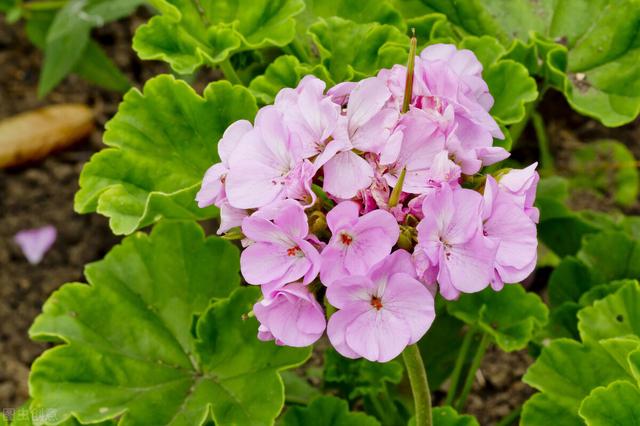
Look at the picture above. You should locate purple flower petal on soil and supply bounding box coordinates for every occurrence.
[14,225,57,265]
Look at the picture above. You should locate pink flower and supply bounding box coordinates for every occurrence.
[498,163,540,223]
[240,201,321,289]
[416,185,497,300]
[196,119,253,208]
[217,199,248,235]
[14,225,57,265]
[326,250,435,362]
[275,76,346,169]
[482,176,537,290]
[320,201,400,286]
[226,106,312,209]
[254,282,326,347]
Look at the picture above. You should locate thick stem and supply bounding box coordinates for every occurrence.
[444,327,477,406]
[220,58,243,86]
[455,333,491,411]
[531,111,554,175]
[403,344,432,426]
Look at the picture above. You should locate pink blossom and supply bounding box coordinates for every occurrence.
[483,176,537,290]
[217,199,248,235]
[320,201,399,286]
[14,225,57,265]
[498,163,540,223]
[275,76,346,169]
[196,119,252,208]
[254,282,326,347]
[416,185,497,300]
[225,106,311,209]
[326,250,435,362]
[322,150,374,199]
[240,201,321,289]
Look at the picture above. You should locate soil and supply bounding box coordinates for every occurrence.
[0,10,638,426]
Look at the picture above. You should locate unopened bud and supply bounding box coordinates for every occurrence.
[309,210,328,237]
[397,225,417,251]
[221,227,245,240]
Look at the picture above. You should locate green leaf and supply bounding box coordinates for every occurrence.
[298,0,405,30]
[431,406,479,426]
[578,281,640,343]
[568,139,639,207]
[579,381,640,425]
[577,232,640,285]
[308,17,409,83]
[521,392,583,426]
[447,284,548,351]
[281,396,380,426]
[39,0,144,97]
[7,400,116,426]
[248,55,332,104]
[75,75,258,235]
[24,9,131,94]
[578,280,631,306]
[428,0,640,126]
[323,348,403,399]
[29,222,309,425]
[133,0,305,74]
[548,256,594,307]
[281,371,322,406]
[522,339,630,424]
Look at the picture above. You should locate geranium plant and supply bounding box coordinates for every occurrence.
[11,1,640,426]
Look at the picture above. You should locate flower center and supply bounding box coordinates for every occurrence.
[371,296,383,310]
[287,246,302,257]
[340,232,353,246]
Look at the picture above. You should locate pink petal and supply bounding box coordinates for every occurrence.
[14,225,57,265]
[326,275,376,309]
[218,120,253,164]
[323,151,374,199]
[327,307,366,359]
[347,77,391,129]
[196,163,227,208]
[345,308,411,362]
[240,242,301,285]
[326,201,359,234]
[272,200,309,239]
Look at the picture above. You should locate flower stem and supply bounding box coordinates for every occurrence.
[531,111,554,175]
[401,31,417,114]
[388,167,406,208]
[402,344,432,426]
[454,332,491,411]
[444,327,477,406]
[220,58,243,86]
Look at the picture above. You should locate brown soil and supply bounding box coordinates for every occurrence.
[0,10,638,426]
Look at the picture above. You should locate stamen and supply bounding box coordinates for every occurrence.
[371,296,383,310]
[287,246,302,257]
[340,232,353,246]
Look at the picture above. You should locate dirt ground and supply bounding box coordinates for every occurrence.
[0,12,638,426]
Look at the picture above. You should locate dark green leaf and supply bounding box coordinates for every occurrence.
[577,232,640,285]
[447,284,548,351]
[281,371,322,406]
[431,406,479,426]
[281,396,380,426]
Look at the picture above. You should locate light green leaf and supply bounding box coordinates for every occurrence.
[308,17,409,83]
[630,349,640,385]
[568,139,639,207]
[447,284,548,351]
[8,400,115,426]
[578,280,631,307]
[298,0,405,30]
[599,337,640,376]
[577,232,640,285]
[75,75,258,235]
[522,339,630,422]
[578,281,640,343]
[521,392,583,426]
[428,0,640,126]
[431,406,479,426]
[29,222,309,425]
[280,396,380,426]
[133,0,305,74]
[323,348,403,399]
[579,381,640,425]
[248,55,332,104]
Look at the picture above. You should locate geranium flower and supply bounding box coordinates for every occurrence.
[320,201,399,286]
[326,250,435,362]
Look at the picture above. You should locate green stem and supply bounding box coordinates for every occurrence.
[444,327,477,406]
[531,110,554,175]
[220,58,243,86]
[22,0,67,10]
[401,34,417,114]
[495,405,522,426]
[403,344,432,426]
[388,168,406,208]
[455,333,491,411]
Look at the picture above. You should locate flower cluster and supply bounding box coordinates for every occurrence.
[197,43,539,362]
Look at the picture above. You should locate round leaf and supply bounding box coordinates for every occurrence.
[28,222,309,425]
[75,75,258,235]
[281,396,380,426]
[579,381,640,425]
